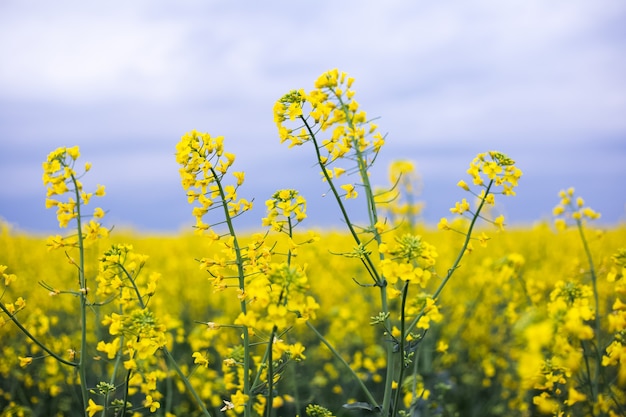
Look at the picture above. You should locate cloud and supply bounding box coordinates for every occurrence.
[1,0,625,232]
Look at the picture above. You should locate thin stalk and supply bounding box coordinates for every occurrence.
[300,116,382,286]
[405,180,494,337]
[333,90,396,417]
[162,347,212,417]
[392,282,410,416]
[120,367,132,417]
[266,326,276,417]
[70,173,90,416]
[380,283,394,417]
[575,218,600,401]
[306,321,379,409]
[210,167,251,417]
[0,302,77,367]
[301,95,396,414]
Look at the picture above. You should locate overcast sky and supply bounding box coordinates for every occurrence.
[1,0,625,234]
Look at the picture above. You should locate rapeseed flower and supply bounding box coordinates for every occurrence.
[440,151,521,237]
[42,146,107,232]
[85,398,105,417]
[553,187,601,231]
[176,130,253,235]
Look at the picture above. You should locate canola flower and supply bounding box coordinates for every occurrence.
[4,70,626,417]
[274,69,525,417]
[375,160,424,229]
[175,130,252,237]
[438,151,522,238]
[2,223,626,416]
[176,129,322,416]
[42,146,108,246]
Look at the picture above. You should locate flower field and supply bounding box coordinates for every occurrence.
[1,69,625,417]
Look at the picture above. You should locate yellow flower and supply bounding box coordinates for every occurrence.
[565,387,587,405]
[192,351,209,367]
[144,395,161,412]
[457,180,469,191]
[288,342,307,361]
[450,199,470,215]
[232,171,245,186]
[85,399,105,417]
[18,356,33,368]
[93,207,105,219]
[230,390,249,413]
[341,184,358,199]
[66,146,80,160]
[437,217,450,230]
[494,215,505,231]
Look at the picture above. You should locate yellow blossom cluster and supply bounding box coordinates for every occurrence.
[92,243,168,414]
[176,130,321,413]
[262,189,307,232]
[219,194,319,412]
[175,130,253,235]
[274,69,385,200]
[1,264,17,287]
[603,249,626,387]
[375,160,424,228]
[95,244,155,301]
[518,280,594,413]
[438,151,522,242]
[553,187,601,231]
[0,265,26,322]
[378,234,438,291]
[42,146,108,247]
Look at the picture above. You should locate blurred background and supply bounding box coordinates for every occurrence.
[1,0,625,234]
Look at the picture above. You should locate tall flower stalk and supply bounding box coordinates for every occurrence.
[274,69,522,416]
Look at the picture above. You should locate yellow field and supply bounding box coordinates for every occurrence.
[2,69,625,417]
[2,222,625,416]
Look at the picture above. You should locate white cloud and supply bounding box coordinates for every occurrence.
[1,0,625,230]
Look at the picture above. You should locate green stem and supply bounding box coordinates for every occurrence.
[333,90,397,417]
[120,368,132,417]
[300,116,382,286]
[118,262,146,309]
[162,347,212,417]
[0,302,77,366]
[333,89,379,229]
[301,94,395,414]
[306,321,379,409]
[70,173,90,416]
[575,218,600,401]
[392,282,410,417]
[210,167,252,417]
[405,180,494,337]
[266,326,276,417]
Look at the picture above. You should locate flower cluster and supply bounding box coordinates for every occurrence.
[375,160,424,228]
[95,244,157,302]
[262,189,307,233]
[222,191,319,412]
[42,146,108,247]
[0,265,25,325]
[1,264,17,288]
[603,249,626,388]
[378,234,438,292]
[274,68,385,200]
[438,151,522,240]
[93,243,168,415]
[175,130,253,236]
[553,187,601,231]
[519,279,597,414]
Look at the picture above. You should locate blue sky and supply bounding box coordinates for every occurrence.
[1,0,625,234]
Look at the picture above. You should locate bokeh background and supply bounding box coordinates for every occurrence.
[1,0,625,233]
